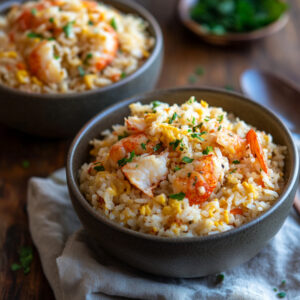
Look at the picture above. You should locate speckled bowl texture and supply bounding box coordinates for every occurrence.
[67,87,299,278]
[0,0,163,138]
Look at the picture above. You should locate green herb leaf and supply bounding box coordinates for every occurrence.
[94,165,105,171]
[141,143,146,150]
[22,160,30,169]
[217,115,224,123]
[88,20,94,26]
[277,292,286,298]
[84,53,93,65]
[27,32,43,39]
[195,66,204,76]
[169,139,182,151]
[31,8,37,16]
[188,172,191,177]
[49,17,54,23]
[230,168,237,174]
[215,273,225,284]
[110,18,117,30]
[281,280,286,286]
[63,21,75,38]
[47,37,55,41]
[54,54,60,60]
[153,143,162,152]
[11,263,22,271]
[182,156,194,163]
[168,112,178,124]
[204,116,211,122]
[118,132,129,140]
[273,288,278,292]
[120,72,126,79]
[202,146,213,155]
[118,151,135,167]
[218,125,222,131]
[174,166,181,172]
[151,100,162,109]
[78,66,85,77]
[233,160,240,164]
[187,96,196,104]
[169,192,185,200]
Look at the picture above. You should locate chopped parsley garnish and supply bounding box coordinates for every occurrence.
[22,160,30,169]
[110,18,117,30]
[218,125,222,131]
[141,143,146,150]
[277,292,286,298]
[151,100,161,109]
[169,139,182,150]
[230,168,237,174]
[273,288,278,292]
[233,160,240,164]
[153,143,162,152]
[204,116,211,122]
[118,151,135,167]
[27,32,43,39]
[192,117,196,125]
[193,122,203,132]
[49,17,54,23]
[281,280,286,286]
[168,112,178,124]
[94,165,105,171]
[202,146,213,155]
[195,66,204,76]
[191,131,206,141]
[217,115,224,123]
[47,37,55,41]
[31,8,37,16]
[84,53,93,65]
[174,166,181,172]
[169,192,185,200]
[54,54,60,60]
[78,66,85,77]
[118,131,129,140]
[120,72,126,79]
[88,20,94,26]
[11,246,33,275]
[188,172,191,177]
[187,96,196,104]
[215,273,225,284]
[63,21,75,38]
[182,156,194,163]
[188,74,197,84]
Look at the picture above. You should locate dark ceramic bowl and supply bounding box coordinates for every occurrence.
[67,87,299,278]
[0,0,163,138]
[178,0,289,46]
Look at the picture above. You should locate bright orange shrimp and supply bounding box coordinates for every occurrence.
[28,41,66,84]
[230,208,243,215]
[173,154,221,205]
[125,116,147,134]
[246,129,268,174]
[109,133,156,167]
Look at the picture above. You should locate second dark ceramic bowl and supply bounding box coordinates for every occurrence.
[67,87,299,278]
[0,0,163,138]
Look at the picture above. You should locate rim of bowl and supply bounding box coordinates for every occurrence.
[0,0,163,99]
[67,87,299,243]
[178,0,289,42]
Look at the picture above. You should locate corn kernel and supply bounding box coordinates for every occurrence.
[162,206,172,216]
[145,204,151,216]
[155,194,166,205]
[0,51,17,58]
[224,210,229,224]
[31,76,43,86]
[16,70,29,84]
[201,100,208,108]
[143,50,150,58]
[170,199,182,214]
[139,205,146,215]
[84,74,96,89]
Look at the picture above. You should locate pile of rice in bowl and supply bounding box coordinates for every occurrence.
[79,97,286,237]
[0,0,154,93]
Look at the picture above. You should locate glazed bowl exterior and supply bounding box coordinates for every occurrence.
[0,0,163,138]
[67,87,299,278]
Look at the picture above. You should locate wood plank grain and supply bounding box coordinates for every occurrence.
[0,0,299,299]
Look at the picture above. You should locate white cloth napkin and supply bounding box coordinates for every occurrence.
[27,169,300,300]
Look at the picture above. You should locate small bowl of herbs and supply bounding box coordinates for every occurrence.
[178,0,289,45]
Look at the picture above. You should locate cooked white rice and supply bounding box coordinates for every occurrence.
[0,0,154,93]
[79,97,286,237]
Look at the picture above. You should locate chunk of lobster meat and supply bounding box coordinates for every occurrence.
[246,129,268,174]
[125,116,147,133]
[109,133,156,167]
[122,152,169,197]
[173,154,226,205]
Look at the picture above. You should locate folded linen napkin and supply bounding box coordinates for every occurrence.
[27,169,300,300]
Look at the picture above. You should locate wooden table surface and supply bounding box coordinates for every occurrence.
[1,1,300,299]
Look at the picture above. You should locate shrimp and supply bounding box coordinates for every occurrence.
[109,133,156,167]
[125,116,147,133]
[173,154,226,205]
[122,152,169,197]
[215,131,247,160]
[28,41,66,84]
[88,23,118,72]
[246,129,268,174]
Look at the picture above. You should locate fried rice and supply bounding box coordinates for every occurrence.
[0,0,154,93]
[79,97,286,237]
